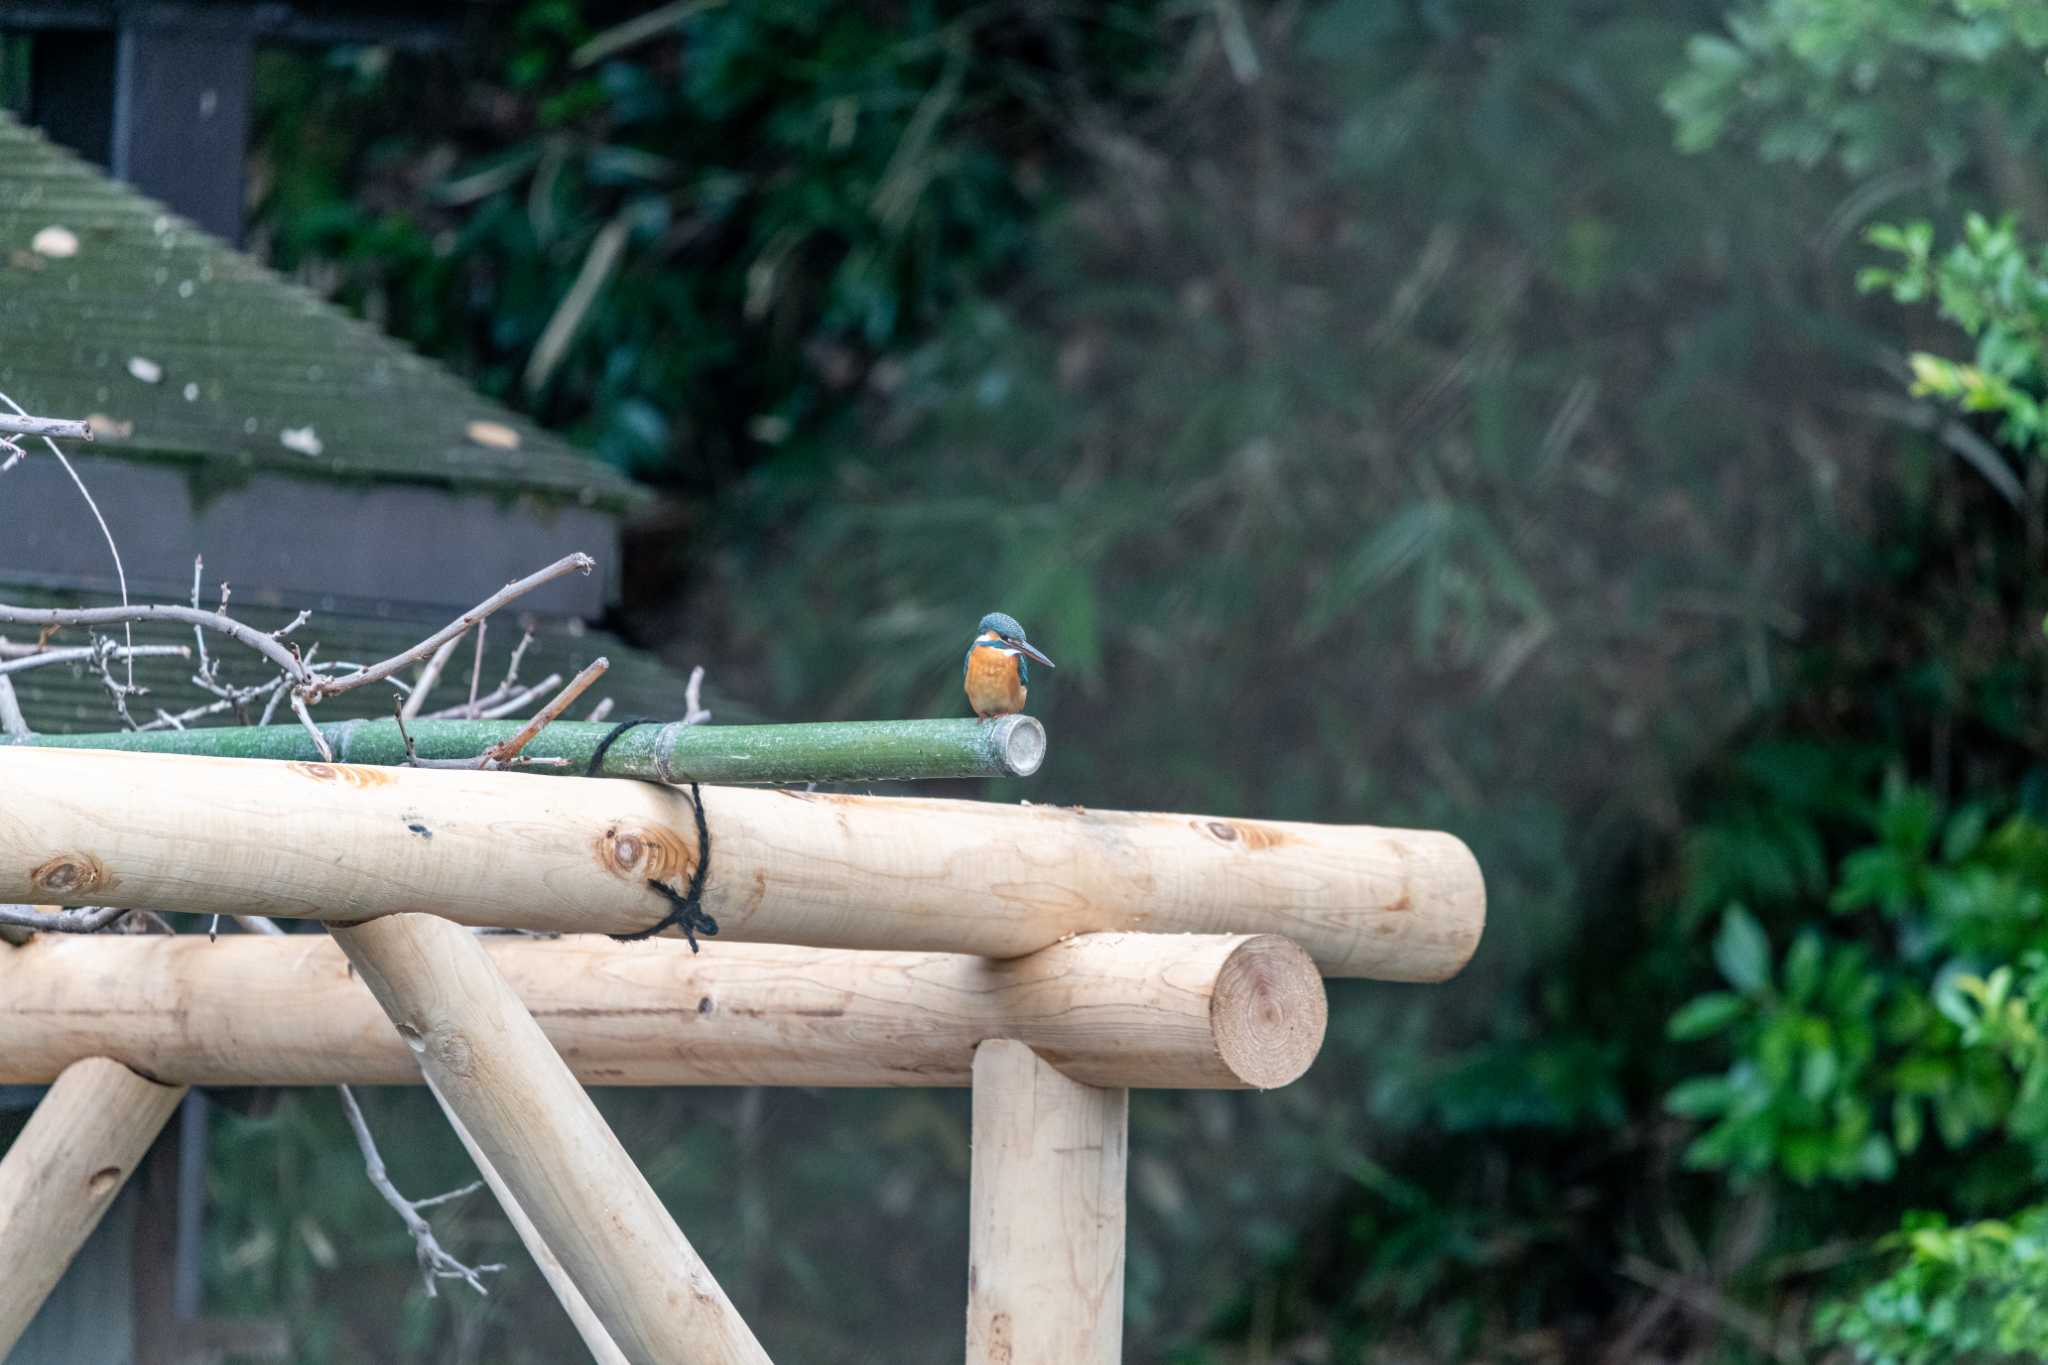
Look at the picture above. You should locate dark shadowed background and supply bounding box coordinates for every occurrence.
[8,1,2048,1361]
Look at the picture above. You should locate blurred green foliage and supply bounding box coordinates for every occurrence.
[1864,214,2048,460]
[252,0,1168,484]
[207,0,2048,1360]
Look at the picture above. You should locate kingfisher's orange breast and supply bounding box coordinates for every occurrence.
[965,645,1027,718]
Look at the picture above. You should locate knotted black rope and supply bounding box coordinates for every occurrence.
[594,718,718,951]
[585,716,657,777]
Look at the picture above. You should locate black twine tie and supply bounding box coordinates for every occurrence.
[593,718,719,952]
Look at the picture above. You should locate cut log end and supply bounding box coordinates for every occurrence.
[989,714,1046,777]
[1209,934,1327,1089]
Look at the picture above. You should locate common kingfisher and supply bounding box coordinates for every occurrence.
[963,611,1055,719]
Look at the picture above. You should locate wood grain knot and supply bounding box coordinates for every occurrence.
[31,851,115,897]
[285,761,391,789]
[1199,818,1294,851]
[593,823,696,883]
[86,1166,123,1198]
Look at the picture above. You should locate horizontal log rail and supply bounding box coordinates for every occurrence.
[0,932,1327,1090]
[0,747,1483,980]
[21,715,1048,784]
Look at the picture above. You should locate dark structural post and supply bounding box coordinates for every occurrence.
[0,2,482,245]
[23,12,251,242]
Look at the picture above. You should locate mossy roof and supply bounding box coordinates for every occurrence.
[0,112,644,513]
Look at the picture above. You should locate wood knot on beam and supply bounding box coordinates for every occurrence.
[592,823,695,883]
[30,853,115,897]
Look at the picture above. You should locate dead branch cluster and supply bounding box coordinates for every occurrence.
[0,396,717,1300]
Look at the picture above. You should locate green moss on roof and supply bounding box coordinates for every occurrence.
[0,113,646,513]
[1,581,688,735]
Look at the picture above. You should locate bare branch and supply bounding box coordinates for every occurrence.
[289,691,335,761]
[465,618,487,718]
[0,604,312,682]
[0,413,93,442]
[399,634,465,724]
[336,1085,503,1298]
[586,696,615,724]
[305,553,594,701]
[483,658,608,765]
[0,904,130,933]
[0,643,190,677]
[1,390,134,694]
[682,664,711,726]
[421,671,561,722]
[502,628,535,690]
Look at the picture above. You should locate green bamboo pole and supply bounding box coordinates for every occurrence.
[17,715,1046,784]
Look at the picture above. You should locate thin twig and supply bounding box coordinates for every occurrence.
[465,618,487,718]
[336,1085,503,1298]
[502,629,535,690]
[303,553,593,701]
[421,672,562,722]
[0,390,134,695]
[1616,1256,1795,1365]
[289,690,335,761]
[0,604,312,682]
[189,557,214,685]
[400,634,465,725]
[483,658,608,765]
[0,904,130,933]
[0,643,190,676]
[0,412,92,442]
[586,696,615,724]
[682,664,711,725]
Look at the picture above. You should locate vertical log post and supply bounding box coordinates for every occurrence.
[328,913,770,1365]
[0,1057,188,1356]
[967,1040,1128,1365]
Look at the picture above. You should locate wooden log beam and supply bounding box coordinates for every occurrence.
[328,913,771,1365]
[967,1040,1127,1365]
[25,715,1049,784]
[0,932,1326,1091]
[0,746,1483,980]
[0,1057,186,1357]
[429,1083,629,1365]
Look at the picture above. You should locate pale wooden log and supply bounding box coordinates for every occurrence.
[0,746,1482,980]
[967,1040,1127,1365]
[0,1057,187,1357]
[326,914,770,1365]
[427,1081,630,1365]
[0,932,1325,1091]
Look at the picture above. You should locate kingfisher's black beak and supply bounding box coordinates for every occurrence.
[1009,637,1055,669]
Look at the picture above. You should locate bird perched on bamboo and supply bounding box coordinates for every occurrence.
[963,611,1054,719]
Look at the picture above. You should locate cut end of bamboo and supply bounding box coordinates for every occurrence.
[1209,935,1327,1088]
[989,714,1046,777]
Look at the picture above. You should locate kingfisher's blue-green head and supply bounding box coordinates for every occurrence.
[973,612,1055,670]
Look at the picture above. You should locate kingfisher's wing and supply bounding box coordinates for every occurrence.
[1018,654,1029,687]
